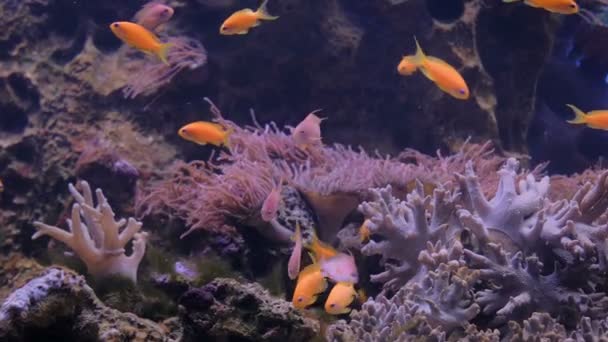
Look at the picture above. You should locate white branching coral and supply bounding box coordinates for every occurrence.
[32,181,148,282]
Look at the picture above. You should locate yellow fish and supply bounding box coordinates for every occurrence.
[110,21,171,65]
[178,121,232,147]
[220,0,279,35]
[292,261,327,309]
[306,232,338,262]
[324,282,364,315]
[503,0,578,14]
[359,219,371,243]
[408,38,470,100]
[566,104,608,130]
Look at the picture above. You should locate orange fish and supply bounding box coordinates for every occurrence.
[178,121,232,147]
[292,261,327,309]
[306,232,338,262]
[408,38,470,100]
[566,104,608,130]
[397,55,417,76]
[292,110,325,148]
[503,0,578,14]
[220,0,279,35]
[110,21,171,65]
[261,179,282,222]
[324,282,365,315]
[359,219,371,242]
[134,2,175,31]
[288,223,302,280]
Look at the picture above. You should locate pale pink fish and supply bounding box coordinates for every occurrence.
[320,252,358,284]
[261,180,282,222]
[292,110,325,147]
[288,224,302,280]
[133,2,175,31]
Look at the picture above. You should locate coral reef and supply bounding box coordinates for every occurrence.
[33,181,148,282]
[179,277,319,341]
[0,267,174,342]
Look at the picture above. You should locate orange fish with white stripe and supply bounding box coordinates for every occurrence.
[403,38,470,100]
[110,21,171,65]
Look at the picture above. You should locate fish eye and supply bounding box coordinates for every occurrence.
[181,128,187,133]
[297,297,303,302]
[570,3,577,8]
[458,89,466,95]
[113,23,120,28]
[329,303,336,308]
[162,8,170,13]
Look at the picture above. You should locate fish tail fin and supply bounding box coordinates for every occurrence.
[158,43,172,65]
[566,104,587,124]
[412,36,426,66]
[223,126,234,149]
[257,0,279,20]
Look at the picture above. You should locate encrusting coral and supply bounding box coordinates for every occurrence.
[33,181,148,282]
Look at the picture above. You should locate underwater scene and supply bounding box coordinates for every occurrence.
[6,0,608,341]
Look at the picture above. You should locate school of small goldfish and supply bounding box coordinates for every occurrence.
[105,0,608,316]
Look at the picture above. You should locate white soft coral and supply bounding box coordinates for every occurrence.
[33,180,148,282]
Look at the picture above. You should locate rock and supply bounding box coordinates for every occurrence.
[0,266,178,342]
[179,278,319,342]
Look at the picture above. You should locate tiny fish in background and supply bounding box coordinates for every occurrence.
[566,104,608,130]
[324,282,365,315]
[306,232,338,262]
[261,179,283,222]
[288,223,302,280]
[134,2,175,31]
[220,0,279,35]
[0,178,3,193]
[405,38,470,100]
[178,121,232,147]
[397,55,417,76]
[110,21,172,64]
[320,252,358,284]
[292,260,327,309]
[503,0,578,14]
[359,219,371,242]
[292,110,326,148]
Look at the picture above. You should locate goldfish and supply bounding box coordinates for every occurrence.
[320,252,358,284]
[324,282,365,315]
[566,104,608,130]
[133,2,175,31]
[405,38,470,100]
[503,0,579,14]
[306,232,338,262]
[359,219,371,242]
[261,179,282,222]
[288,223,302,280]
[397,55,417,76]
[292,261,327,309]
[110,21,171,65]
[220,0,279,35]
[292,110,325,148]
[178,121,232,147]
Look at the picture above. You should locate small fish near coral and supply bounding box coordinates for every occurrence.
[292,261,328,309]
[399,38,470,100]
[292,110,326,148]
[110,21,172,65]
[178,121,233,147]
[324,282,365,315]
[133,2,174,31]
[503,0,579,14]
[288,223,303,280]
[261,179,283,222]
[566,104,608,130]
[220,0,279,35]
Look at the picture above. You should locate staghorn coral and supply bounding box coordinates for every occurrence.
[32,181,148,282]
[356,183,458,290]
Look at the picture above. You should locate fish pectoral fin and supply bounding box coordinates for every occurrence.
[252,20,261,27]
[419,67,435,82]
[237,30,249,35]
